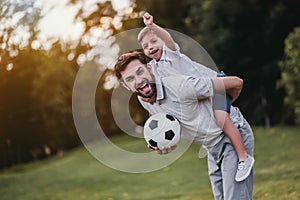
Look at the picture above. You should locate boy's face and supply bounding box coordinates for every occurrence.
[140,32,164,61]
[120,59,156,98]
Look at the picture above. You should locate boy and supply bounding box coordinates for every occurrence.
[137,12,254,182]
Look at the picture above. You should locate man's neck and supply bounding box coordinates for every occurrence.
[140,94,156,104]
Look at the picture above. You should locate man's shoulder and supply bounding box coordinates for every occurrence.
[161,74,209,83]
[161,75,188,83]
[160,75,194,91]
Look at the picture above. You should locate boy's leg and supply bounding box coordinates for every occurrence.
[214,110,248,161]
[212,80,248,161]
[214,110,254,182]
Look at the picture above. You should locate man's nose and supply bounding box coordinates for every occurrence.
[135,76,144,87]
[136,75,143,83]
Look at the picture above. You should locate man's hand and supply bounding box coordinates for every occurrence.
[143,12,153,26]
[147,145,177,155]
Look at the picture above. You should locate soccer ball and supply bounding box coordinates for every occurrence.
[143,113,181,149]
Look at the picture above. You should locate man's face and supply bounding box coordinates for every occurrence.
[120,59,156,98]
[140,32,164,61]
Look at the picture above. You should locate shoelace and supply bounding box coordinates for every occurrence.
[238,161,245,170]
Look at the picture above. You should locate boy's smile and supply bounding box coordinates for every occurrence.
[140,32,164,61]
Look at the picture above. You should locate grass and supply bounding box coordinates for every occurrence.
[252,126,300,200]
[0,126,299,200]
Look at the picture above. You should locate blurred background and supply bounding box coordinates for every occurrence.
[0,0,300,169]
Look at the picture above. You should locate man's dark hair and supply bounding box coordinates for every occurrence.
[114,51,149,79]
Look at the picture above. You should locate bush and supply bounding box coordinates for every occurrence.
[278,26,300,125]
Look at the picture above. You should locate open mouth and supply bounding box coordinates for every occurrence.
[137,82,151,93]
[150,49,159,55]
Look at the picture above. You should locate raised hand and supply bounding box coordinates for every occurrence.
[143,12,153,26]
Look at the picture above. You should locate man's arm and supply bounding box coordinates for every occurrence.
[211,76,243,101]
[143,12,176,51]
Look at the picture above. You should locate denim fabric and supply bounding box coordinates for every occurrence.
[207,118,254,200]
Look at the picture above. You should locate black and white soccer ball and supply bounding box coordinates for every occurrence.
[143,113,181,149]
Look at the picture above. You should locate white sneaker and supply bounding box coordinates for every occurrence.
[235,155,255,182]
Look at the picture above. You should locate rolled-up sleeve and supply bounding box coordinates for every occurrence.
[163,43,181,59]
[185,76,214,100]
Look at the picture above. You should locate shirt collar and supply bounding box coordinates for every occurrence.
[154,74,165,101]
[152,44,170,65]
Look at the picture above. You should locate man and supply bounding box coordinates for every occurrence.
[114,51,254,200]
[138,12,254,183]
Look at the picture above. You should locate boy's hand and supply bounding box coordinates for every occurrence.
[147,144,176,155]
[143,12,153,26]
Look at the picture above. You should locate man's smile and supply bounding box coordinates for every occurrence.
[137,81,151,94]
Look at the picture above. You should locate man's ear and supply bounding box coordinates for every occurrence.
[121,80,130,91]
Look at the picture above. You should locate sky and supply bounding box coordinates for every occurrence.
[1,0,132,70]
[37,0,131,42]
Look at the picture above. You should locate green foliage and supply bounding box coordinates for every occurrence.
[133,0,300,125]
[32,42,80,149]
[0,45,79,167]
[1,0,300,171]
[0,0,141,168]
[134,0,187,31]
[68,0,139,67]
[182,0,300,125]
[0,126,299,199]
[0,0,41,66]
[278,26,300,125]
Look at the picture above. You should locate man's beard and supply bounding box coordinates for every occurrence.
[135,81,156,99]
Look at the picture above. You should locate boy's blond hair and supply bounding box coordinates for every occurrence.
[137,27,156,45]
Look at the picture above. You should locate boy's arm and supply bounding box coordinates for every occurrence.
[227,87,242,102]
[211,76,243,101]
[143,12,176,51]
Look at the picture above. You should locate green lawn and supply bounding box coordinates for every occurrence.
[0,126,299,200]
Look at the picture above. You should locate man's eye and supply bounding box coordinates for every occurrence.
[125,77,134,82]
[137,69,144,75]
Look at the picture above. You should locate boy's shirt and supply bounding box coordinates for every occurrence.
[149,43,217,79]
[147,43,245,129]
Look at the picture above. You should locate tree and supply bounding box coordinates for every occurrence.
[278,26,300,125]
[32,43,80,150]
[0,0,140,168]
[0,0,41,66]
[183,0,300,125]
[0,0,45,168]
[134,0,187,31]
